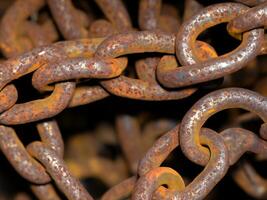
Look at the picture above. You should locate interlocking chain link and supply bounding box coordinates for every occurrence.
[0,0,266,200]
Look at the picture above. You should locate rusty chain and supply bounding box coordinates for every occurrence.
[0,0,267,199]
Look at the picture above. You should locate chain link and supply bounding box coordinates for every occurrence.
[0,0,266,199]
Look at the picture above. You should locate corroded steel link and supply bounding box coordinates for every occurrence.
[101,176,137,200]
[30,40,125,105]
[133,129,229,200]
[101,75,196,101]
[30,119,70,200]
[0,120,63,199]
[232,161,267,199]
[132,58,196,100]
[94,0,132,31]
[157,41,218,88]
[105,0,183,100]
[136,3,183,100]
[0,126,50,184]
[138,124,179,176]
[37,120,64,158]
[138,125,267,179]
[31,120,64,200]
[32,57,127,91]
[68,86,109,108]
[95,31,175,58]
[133,167,185,200]
[0,38,104,91]
[95,31,197,100]
[179,88,267,166]
[27,141,94,200]
[234,0,267,6]
[31,184,61,200]
[228,2,267,34]
[137,2,178,84]
[0,84,18,113]
[0,38,116,122]
[138,0,161,30]
[156,3,264,88]
[137,0,168,87]
[228,2,267,54]
[116,115,143,173]
[0,1,267,199]
[0,82,75,125]
[176,3,257,66]
[133,124,267,199]
[220,128,267,164]
[0,0,45,58]
[47,0,89,39]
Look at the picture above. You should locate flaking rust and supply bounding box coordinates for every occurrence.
[0,1,266,200]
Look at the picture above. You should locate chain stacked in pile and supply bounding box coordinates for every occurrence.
[0,0,267,199]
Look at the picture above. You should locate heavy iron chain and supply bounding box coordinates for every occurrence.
[0,0,266,199]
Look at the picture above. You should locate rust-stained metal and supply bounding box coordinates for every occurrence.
[0,1,266,199]
[0,38,104,91]
[68,86,109,107]
[95,31,175,58]
[136,126,267,199]
[228,2,267,55]
[158,3,263,88]
[180,88,267,165]
[37,120,64,158]
[157,41,217,88]
[0,126,50,184]
[220,128,267,165]
[47,0,89,39]
[101,75,196,100]
[27,141,94,200]
[0,82,75,125]
[95,31,197,100]
[138,124,180,176]
[32,57,127,92]
[133,129,229,200]
[0,84,18,113]
[228,2,267,34]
